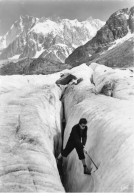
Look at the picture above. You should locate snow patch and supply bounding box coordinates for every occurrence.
[34,48,45,58]
[10,24,14,30]
[108,32,133,51]
[30,19,61,37]
[0,36,6,49]
[8,54,20,60]
[124,13,129,19]
[72,43,79,48]
[54,50,63,62]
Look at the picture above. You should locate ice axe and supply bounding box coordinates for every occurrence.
[84,150,98,172]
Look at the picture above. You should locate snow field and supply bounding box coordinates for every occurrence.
[0,63,134,192]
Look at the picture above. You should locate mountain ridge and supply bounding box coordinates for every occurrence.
[65,7,134,67]
[0,15,104,61]
[0,7,133,75]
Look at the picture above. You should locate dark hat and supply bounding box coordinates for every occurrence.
[79,118,87,125]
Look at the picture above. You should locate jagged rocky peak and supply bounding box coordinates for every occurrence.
[65,6,134,67]
[88,7,133,45]
[0,15,104,61]
[0,15,38,49]
[106,8,129,39]
[86,16,104,26]
[19,15,38,31]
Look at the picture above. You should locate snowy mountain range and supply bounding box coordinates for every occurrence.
[0,15,104,62]
[0,6,133,75]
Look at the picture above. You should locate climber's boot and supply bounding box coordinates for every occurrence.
[84,165,92,175]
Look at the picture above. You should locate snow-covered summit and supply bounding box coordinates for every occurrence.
[0,15,104,61]
[30,19,61,36]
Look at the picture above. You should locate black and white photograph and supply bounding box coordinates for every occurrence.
[0,0,134,193]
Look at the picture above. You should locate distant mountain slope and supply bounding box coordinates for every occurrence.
[0,16,104,62]
[89,35,134,68]
[65,7,134,67]
[0,57,72,75]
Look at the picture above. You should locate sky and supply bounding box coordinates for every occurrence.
[0,0,133,36]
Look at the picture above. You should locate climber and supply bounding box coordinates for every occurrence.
[57,118,92,175]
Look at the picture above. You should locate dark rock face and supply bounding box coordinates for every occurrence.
[106,8,129,39]
[0,34,27,59]
[39,44,72,63]
[56,73,77,86]
[22,58,72,75]
[93,36,134,68]
[65,7,134,67]
[128,7,134,33]
[6,16,37,47]
[0,57,72,75]
[0,16,38,59]
[0,58,33,75]
[64,45,89,67]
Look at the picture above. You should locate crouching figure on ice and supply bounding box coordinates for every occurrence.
[57,118,92,175]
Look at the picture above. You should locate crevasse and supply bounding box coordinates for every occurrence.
[0,74,65,192]
[0,63,134,192]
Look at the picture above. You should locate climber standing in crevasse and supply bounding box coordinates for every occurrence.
[57,118,92,175]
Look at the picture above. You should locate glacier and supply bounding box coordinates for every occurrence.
[0,73,65,192]
[0,63,134,192]
[61,64,134,192]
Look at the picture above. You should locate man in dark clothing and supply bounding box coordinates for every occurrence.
[57,118,92,175]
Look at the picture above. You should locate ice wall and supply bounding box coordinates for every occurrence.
[0,75,65,192]
[62,64,134,192]
[90,63,134,100]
